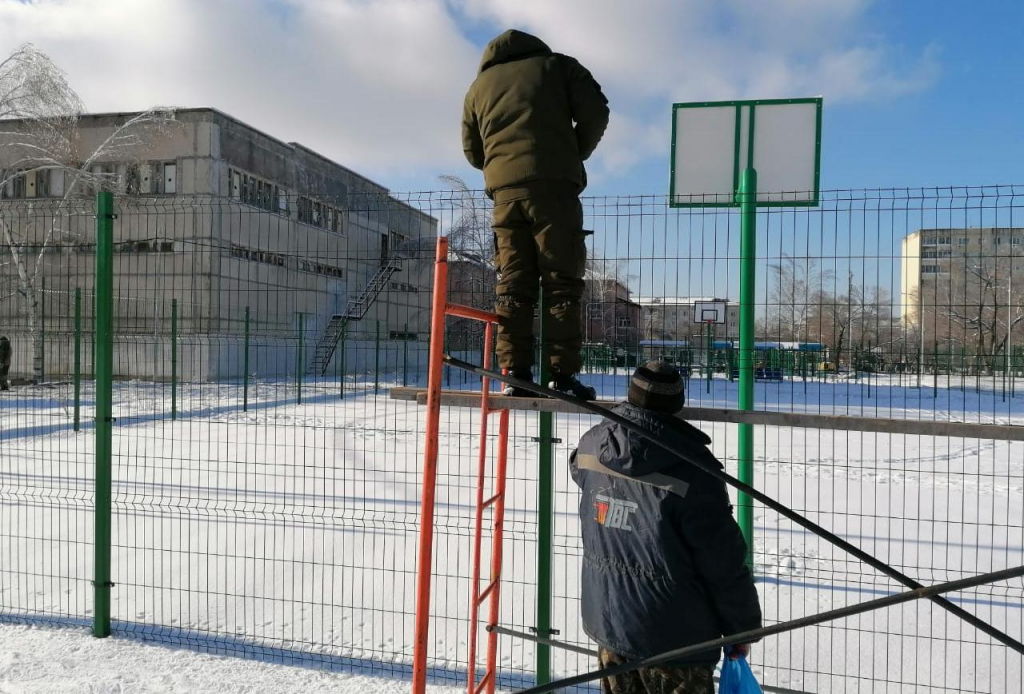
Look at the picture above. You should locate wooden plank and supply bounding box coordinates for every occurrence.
[389,387,1024,442]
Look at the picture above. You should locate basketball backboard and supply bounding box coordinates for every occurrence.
[670,98,822,208]
[693,301,727,324]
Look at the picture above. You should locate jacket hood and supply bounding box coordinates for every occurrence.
[591,402,712,477]
[479,30,552,73]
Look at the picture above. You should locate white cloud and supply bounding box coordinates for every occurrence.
[0,0,940,189]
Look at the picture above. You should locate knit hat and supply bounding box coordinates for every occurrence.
[627,361,685,413]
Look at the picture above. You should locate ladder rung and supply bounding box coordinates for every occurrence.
[481,492,502,509]
[476,579,498,605]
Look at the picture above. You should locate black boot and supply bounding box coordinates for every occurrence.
[502,370,536,397]
[549,374,597,401]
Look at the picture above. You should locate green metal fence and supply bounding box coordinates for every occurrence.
[1,188,1023,693]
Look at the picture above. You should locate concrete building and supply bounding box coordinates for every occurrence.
[583,278,642,349]
[900,228,1024,356]
[0,108,436,381]
[634,296,739,344]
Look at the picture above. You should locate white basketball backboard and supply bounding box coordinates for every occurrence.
[670,98,822,208]
[693,301,727,324]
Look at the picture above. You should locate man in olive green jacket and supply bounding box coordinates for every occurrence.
[462,29,609,400]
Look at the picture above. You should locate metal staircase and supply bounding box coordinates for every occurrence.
[308,258,402,376]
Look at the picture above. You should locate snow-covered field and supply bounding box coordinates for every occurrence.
[0,622,462,694]
[1,373,1023,693]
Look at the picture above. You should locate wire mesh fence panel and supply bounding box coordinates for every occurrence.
[1,198,97,626]
[1,187,1022,693]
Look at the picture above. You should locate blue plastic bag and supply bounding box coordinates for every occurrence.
[718,650,763,694]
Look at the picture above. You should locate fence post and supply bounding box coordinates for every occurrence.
[243,307,250,412]
[535,281,554,685]
[374,320,381,393]
[93,191,114,638]
[297,313,304,405]
[339,322,347,400]
[737,168,757,569]
[171,298,178,421]
[39,276,46,383]
[403,322,409,387]
[73,288,82,432]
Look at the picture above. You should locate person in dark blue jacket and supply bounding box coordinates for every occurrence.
[570,361,761,694]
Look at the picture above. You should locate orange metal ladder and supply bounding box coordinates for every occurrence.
[412,236,511,694]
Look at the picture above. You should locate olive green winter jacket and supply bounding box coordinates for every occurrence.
[462,30,610,195]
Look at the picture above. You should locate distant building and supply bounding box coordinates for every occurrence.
[583,278,642,349]
[901,228,1024,357]
[0,108,436,380]
[634,296,739,343]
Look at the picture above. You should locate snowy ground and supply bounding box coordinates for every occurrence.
[0,622,461,694]
[1,372,1023,693]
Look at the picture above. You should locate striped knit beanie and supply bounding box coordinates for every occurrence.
[627,360,685,413]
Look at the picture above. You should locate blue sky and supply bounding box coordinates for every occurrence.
[1,0,1021,195]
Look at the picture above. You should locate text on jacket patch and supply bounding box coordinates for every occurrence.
[594,494,638,531]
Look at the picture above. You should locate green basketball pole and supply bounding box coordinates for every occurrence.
[737,168,757,568]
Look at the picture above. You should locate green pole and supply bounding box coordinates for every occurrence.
[171,298,178,421]
[297,313,304,404]
[93,191,114,638]
[402,322,409,387]
[73,288,82,432]
[243,307,250,412]
[40,276,46,384]
[706,322,712,394]
[374,319,381,393]
[536,283,554,684]
[737,168,757,569]
[339,323,347,399]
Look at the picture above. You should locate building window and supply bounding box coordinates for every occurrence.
[297,195,343,233]
[958,237,968,246]
[114,239,175,253]
[297,258,345,279]
[229,168,286,213]
[921,264,942,274]
[618,316,632,328]
[230,244,286,268]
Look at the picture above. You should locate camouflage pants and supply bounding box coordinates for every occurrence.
[598,648,715,694]
[492,186,586,377]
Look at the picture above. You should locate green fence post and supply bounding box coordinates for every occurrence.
[73,288,82,432]
[374,320,381,393]
[93,191,114,638]
[297,313,304,405]
[339,322,347,400]
[737,168,757,569]
[170,298,178,421]
[402,322,409,387]
[243,307,250,412]
[536,282,554,685]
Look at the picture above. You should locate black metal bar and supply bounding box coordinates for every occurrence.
[488,625,597,657]
[512,565,1024,694]
[442,355,1024,656]
[487,626,813,694]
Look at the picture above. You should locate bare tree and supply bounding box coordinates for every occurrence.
[0,44,176,381]
[764,254,833,341]
[808,280,894,370]
[938,256,1024,371]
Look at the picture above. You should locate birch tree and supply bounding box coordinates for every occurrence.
[0,44,176,381]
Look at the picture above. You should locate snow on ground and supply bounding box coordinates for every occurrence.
[1,372,1023,693]
[0,622,461,694]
